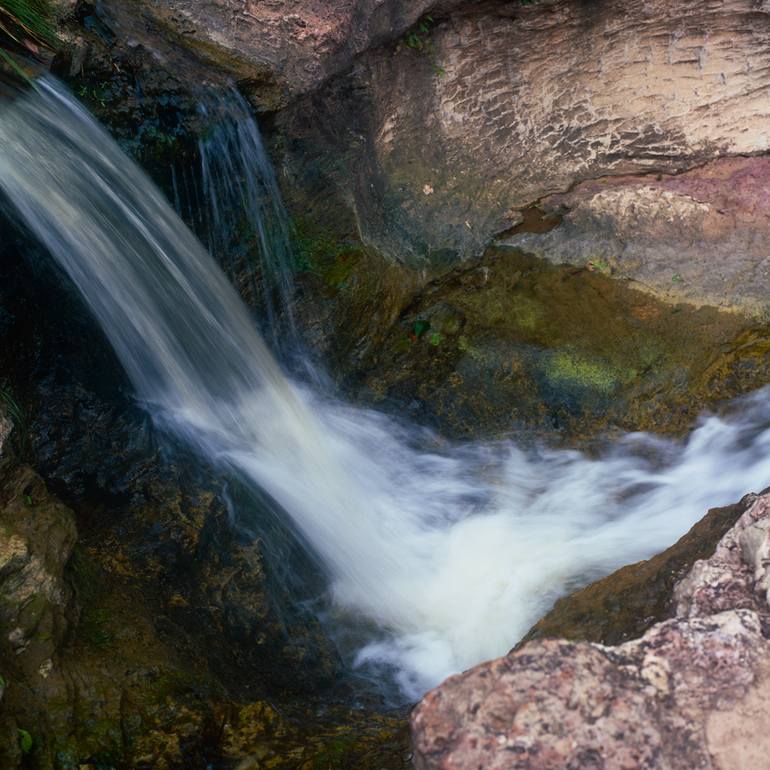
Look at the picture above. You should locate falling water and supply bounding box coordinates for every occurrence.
[4,79,770,700]
[173,89,297,347]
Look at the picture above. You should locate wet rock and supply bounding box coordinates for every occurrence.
[411,491,770,770]
[0,464,78,770]
[521,493,757,646]
[350,248,769,440]
[0,465,77,665]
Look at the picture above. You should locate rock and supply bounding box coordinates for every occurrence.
[349,248,770,439]
[276,0,770,268]
[0,463,78,770]
[0,465,77,664]
[520,493,756,646]
[0,403,11,459]
[94,0,459,104]
[53,0,770,273]
[411,491,770,770]
[503,157,770,320]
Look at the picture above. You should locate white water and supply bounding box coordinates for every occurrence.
[3,79,770,699]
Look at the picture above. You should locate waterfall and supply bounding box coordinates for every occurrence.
[190,90,297,348]
[4,78,770,700]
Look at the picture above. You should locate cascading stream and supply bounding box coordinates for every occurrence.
[191,90,297,347]
[3,79,770,699]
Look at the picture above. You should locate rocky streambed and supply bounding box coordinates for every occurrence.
[4,0,770,768]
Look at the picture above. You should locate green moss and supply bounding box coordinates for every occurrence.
[544,351,620,394]
[308,735,358,770]
[510,296,543,330]
[79,607,114,650]
[17,728,32,754]
[291,218,364,289]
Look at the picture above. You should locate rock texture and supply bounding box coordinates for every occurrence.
[347,248,770,439]
[276,0,770,269]
[65,0,770,276]
[96,0,460,102]
[411,490,770,770]
[504,157,770,319]
[520,493,757,647]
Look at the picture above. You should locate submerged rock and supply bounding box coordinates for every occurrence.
[411,491,770,770]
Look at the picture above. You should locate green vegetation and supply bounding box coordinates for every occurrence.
[18,728,33,754]
[402,15,436,52]
[412,319,430,339]
[544,351,621,395]
[399,15,446,77]
[0,0,56,50]
[291,219,364,288]
[587,257,611,275]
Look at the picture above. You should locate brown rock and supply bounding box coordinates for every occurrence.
[411,492,770,770]
[505,157,770,319]
[66,0,770,274]
[278,0,770,268]
[521,493,757,646]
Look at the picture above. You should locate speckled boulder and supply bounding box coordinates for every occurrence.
[411,492,770,770]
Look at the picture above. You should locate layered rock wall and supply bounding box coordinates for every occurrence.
[75,0,770,271]
[277,0,770,267]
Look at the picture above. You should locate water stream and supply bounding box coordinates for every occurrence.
[3,79,770,700]
[184,90,297,348]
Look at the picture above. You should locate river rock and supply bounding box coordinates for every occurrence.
[411,491,770,770]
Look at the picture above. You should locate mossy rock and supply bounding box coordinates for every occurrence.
[351,248,769,440]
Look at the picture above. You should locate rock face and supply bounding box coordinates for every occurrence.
[96,0,460,102]
[68,0,770,275]
[276,0,770,269]
[411,491,770,770]
[347,248,770,439]
[504,157,770,319]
